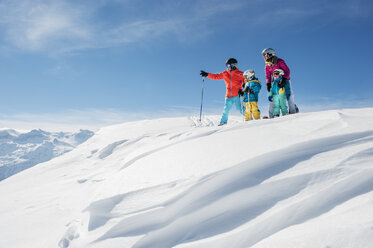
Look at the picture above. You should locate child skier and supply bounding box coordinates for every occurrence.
[268,69,289,117]
[200,58,245,126]
[241,69,261,120]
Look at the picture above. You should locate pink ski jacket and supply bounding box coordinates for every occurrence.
[265,57,290,85]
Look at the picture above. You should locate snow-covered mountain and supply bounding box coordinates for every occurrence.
[1,108,373,248]
[0,128,94,181]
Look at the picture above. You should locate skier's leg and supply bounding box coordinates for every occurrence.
[268,101,274,118]
[288,94,296,114]
[244,102,251,120]
[220,97,233,125]
[280,94,289,115]
[251,102,261,120]
[234,96,245,115]
[287,81,297,114]
[273,96,280,116]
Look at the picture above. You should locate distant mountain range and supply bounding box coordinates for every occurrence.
[0,128,94,181]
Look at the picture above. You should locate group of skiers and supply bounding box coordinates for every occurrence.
[200,48,299,126]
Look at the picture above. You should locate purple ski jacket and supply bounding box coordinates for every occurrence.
[265,57,290,85]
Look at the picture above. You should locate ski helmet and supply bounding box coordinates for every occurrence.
[273,68,284,77]
[225,58,238,65]
[243,69,255,80]
[225,58,238,70]
[262,48,276,58]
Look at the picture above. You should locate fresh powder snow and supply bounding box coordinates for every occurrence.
[0,108,373,248]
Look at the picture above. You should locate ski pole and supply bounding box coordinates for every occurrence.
[248,88,252,120]
[240,96,245,122]
[199,77,205,122]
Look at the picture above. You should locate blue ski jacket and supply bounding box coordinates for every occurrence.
[243,78,261,102]
[269,77,290,96]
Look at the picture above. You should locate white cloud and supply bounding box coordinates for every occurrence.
[0,0,91,52]
[0,0,246,54]
[4,0,367,55]
[105,19,179,44]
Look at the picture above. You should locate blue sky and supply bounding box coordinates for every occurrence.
[0,0,372,130]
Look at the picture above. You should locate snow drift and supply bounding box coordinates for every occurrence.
[0,108,373,248]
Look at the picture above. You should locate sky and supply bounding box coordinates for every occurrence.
[0,0,372,130]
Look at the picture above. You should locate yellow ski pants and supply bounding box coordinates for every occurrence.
[245,101,260,120]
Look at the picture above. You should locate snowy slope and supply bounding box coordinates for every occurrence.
[0,129,94,181]
[0,108,373,248]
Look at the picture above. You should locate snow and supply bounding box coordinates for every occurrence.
[1,108,373,248]
[0,129,94,181]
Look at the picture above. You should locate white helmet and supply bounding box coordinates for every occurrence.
[243,69,255,80]
[273,68,284,76]
[262,48,276,57]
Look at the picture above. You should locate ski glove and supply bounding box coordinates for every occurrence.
[200,70,208,77]
[268,96,273,102]
[286,94,291,100]
[238,89,244,96]
[278,78,286,88]
[267,83,271,92]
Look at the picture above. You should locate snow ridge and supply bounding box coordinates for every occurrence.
[1,109,373,248]
[95,131,373,248]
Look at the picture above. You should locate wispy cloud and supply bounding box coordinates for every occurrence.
[105,19,180,45]
[0,0,369,55]
[0,0,92,52]
[0,0,246,54]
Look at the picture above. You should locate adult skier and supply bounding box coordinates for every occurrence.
[200,58,245,126]
[262,48,298,118]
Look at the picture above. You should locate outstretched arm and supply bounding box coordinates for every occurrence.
[207,72,224,80]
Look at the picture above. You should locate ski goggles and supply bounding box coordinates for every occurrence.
[263,53,274,58]
[226,63,237,68]
[273,71,281,76]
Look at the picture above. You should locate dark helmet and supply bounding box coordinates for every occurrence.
[225,58,238,70]
[225,58,238,65]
